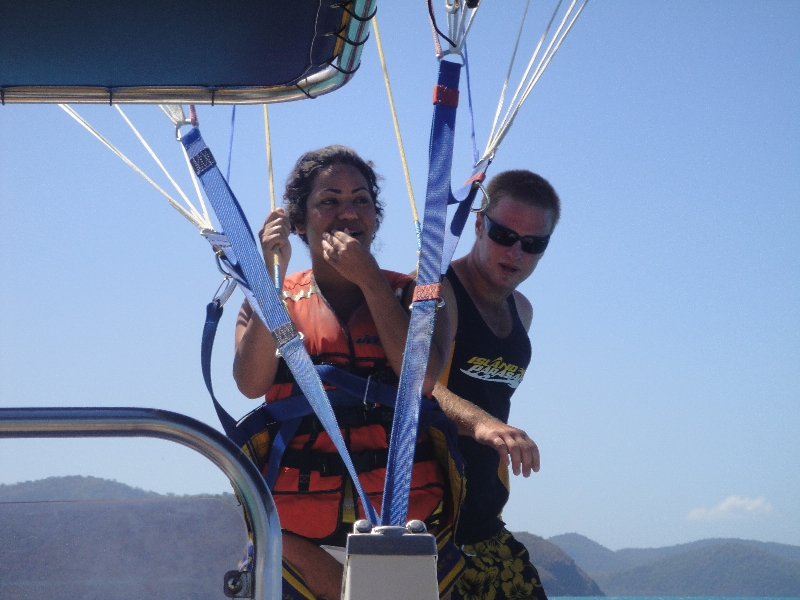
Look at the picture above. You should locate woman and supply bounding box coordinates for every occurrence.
[234,146,463,599]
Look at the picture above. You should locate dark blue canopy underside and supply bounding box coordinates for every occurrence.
[0,0,344,88]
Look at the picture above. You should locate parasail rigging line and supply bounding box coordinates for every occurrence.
[444,0,481,58]
[488,0,567,153]
[159,104,212,229]
[487,0,532,151]
[226,106,236,183]
[115,105,211,230]
[373,15,421,249]
[516,0,588,108]
[263,104,281,290]
[427,0,454,58]
[464,41,480,167]
[484,0,590,160]
[58,104,211,231]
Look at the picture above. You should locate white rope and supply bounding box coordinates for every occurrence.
[181,143,212,230]
[115,105,211,229]
[483,0,590,161]
[518,0,588,109]
[487,0,532,147]
[157,104,213,230]
[488,0,563,152]
[159,104,186,126]
[58,104,207,230]
[440,1,482,57]
[461,8,480,46]
[455,6,468,45]
[486,0,565,157]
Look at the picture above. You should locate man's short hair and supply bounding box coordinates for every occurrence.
[484,170,561,232]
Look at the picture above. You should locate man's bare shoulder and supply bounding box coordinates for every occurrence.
[440,271,459,334]
[513,290,533,331]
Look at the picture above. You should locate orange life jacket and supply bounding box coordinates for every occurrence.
[266,269,446,542]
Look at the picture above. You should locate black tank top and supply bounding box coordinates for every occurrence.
[441,266,532,544]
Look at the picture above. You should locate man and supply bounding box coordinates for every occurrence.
[436,169,560,600]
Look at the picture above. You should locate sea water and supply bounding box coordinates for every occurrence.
[555,597,800,600]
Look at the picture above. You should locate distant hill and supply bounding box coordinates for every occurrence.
[0,475,160,501]
[8,477,799,597]
[1,477,604,598]
[614,537,800,569]
[593,541,800,597]
[513,532,604,596]
[548,533,632,572]
[549,532,800,573]
[0,474,239,505]
[549,533,800,597]
[0,477,248,600]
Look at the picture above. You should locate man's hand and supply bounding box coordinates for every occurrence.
[474,418,540,477]
[434,382,541,477]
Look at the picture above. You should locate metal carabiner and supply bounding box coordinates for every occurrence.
[175,120,193,141]
[444,0,460,14]
[212,276,237,308]
[214,249,232,278]
[470,181,491,213]
[362,374,375,409]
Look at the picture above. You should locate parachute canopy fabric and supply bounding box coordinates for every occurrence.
[0,0,375,104]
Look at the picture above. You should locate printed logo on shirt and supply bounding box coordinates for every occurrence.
[460,356,525,388]
[355,334,381,346]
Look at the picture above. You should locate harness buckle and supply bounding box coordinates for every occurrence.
[273,325,304,358]
[362,375,376,410]
[412,283,445,309]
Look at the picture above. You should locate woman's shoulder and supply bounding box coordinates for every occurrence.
[283,269,313,289]
[382,269,414,290]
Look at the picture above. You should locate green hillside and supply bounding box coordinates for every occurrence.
[548,532,632,572]
[7,477,798,597]
[614,537,800,569]
[0,478,248,600]
[593,540,800,597]
[0,475,160,501]
[0,477,605,597]
[513,532,604,596]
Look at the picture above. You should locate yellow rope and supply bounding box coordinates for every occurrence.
[264,104,276,211]
[373,16,421,243]
[264,104,280,288]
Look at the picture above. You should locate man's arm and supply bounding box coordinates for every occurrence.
[434,278,540,477]
[513,290,534,331]
[434,382,540,477]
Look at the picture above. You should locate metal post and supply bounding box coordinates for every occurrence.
[0,407,282,600]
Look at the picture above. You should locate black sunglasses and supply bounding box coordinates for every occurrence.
[482,213,550,255]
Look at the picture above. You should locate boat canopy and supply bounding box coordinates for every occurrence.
[0,0,375,104]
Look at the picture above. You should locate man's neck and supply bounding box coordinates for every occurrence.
[455,253,513,311]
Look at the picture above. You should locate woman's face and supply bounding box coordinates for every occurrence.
[297,164,378,255]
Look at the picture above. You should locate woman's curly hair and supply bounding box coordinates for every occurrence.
[284,145,384,244]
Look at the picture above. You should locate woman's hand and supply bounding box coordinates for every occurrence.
[321,229,381,288]
[259,208,292,281]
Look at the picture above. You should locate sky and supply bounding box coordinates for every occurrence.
[1,1,798,552]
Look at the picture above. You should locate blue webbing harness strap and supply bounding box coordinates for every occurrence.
[438,40,491,275]
[439,158,490,275]
[202,299,239,435]
[380,60,461,526]
[182,127,380,525]
[201,297,426,492]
